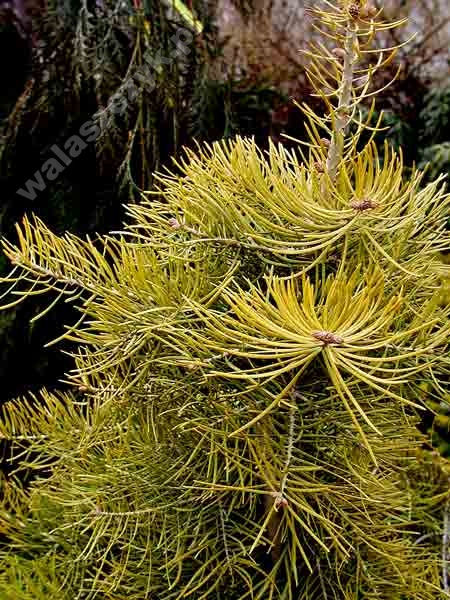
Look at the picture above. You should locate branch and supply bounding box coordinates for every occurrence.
[326,22,358,179]
[443,489,450,595]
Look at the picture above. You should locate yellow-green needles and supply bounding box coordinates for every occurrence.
[0,1,449,599]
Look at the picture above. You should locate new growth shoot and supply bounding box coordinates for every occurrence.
[300,0,411,180]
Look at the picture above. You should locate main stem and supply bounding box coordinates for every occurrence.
[326,22,358,180]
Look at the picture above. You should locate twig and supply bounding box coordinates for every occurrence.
[219,504,233,574]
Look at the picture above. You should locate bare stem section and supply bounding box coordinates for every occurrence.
[326,23,358,179]
[299,2,410,184]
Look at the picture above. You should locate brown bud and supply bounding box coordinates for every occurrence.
[271,491,289,510]
[312,330,343,345]
[275,496,289,510]
[348,3,360,19]
[168,217,181,230]
[350,198,379,211]
[320,137,331,147]
[332,47,346,59]
[360,3,377,19]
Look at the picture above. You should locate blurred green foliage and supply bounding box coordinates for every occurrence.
[374,82,450,180]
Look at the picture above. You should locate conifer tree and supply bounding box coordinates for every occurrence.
[1,1,450,598]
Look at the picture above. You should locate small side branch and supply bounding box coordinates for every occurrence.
[265,406,296,561]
